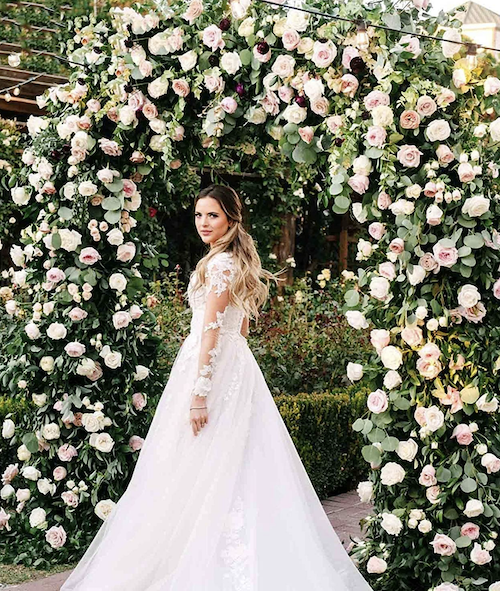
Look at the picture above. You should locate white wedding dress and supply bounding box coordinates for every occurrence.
[61,251,373,591]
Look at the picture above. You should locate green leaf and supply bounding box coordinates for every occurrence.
[292,143,317,165]
[460,478,477,493]
[239,49,252,66]
[52,233,62,249]
[58,207,74,221]
[437,467,452,483]
[102,197,122,211]
[455,536,472,548]
[352,418,365,432]
[22,432,39,454]
[335,195,351,210]
[104,209,122,224]
[381,436,399,452]
[362,444,381,465]
[344,289,360,307]
[106,179,124,193]
[444,507,459,520]
[463,234,484,249]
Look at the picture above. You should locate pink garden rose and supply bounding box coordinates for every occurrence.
[253,45,271,63]
[397,145,423,168]
[436,144,455,164]
[389,238,405,254]
[172,79,190,97]
[342,46,359,69]
[0,508,11,531]
[440,386,463,413]
[416,358,442,379]
[401,326,423,347]
[98,138,123,157]
[282,29,301,51]
[129,435,144,451]
[451,424,473,445]
[419,253,440,273]
[399,35,421,58]
[493,278,500,299]
[419,342,441,361]
[458,162,476,183]
[57,444,78,462]
[2,463,19,485]
[379,262,396,280]
[366,126,387,147]
[312,40,337,68]
[461,523,480,539]
[298,126,314,144]
[484,76,500,97]
[413,0,429,8]
[46,268,66,283]
[378,191,392,210]
[414,406,427,427]
[424,182,437,197]
[432,243,458,268]
[61,491,79,508]
[127,90,147,111]
[326,115,343,133]
[459,302,486,323]
[64,342,86,358]
[221,97,238,114]
[368,222,386,240]
[367,389,388,414]
[371,329,391,352]
[348,174,369,194]
[278,86,294,103]
[419,465,437,487]
[481,453,500,474]
[431,534,456,556]
[132,392,147,410]
[117,242,136,262]
[53,466,67,481]
[399,110,420,129]
[45,525,67,548]
[202,24,225,51]
[79,247,101,265]
[340,74,359,97]
[471,543,492,565]
[416,95,437,117]
[183,0,203,23]
[68,307,88,322]
[363,90,390,111]
[86,99,101,112]
[142,102,158,120]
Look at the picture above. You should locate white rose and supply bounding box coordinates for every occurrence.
[109,273,127,293]
[282,104,307,124]
[490,118,500,142]
[0,484,15,500]
[458,284,481,308]
[347,362,363,382]
[112,311,132,330]
[389,199,415,216]
[78,181,98,196]
[418,519,432,533]
[59,229,82,252]
[107,228,124,246]
[81,413,103,433]
[462,195,490,218]
[352,155,372,177]
[29,507,47,529]
[380,346,403,370]
[426,119,451,142]
[464,499,484,517]
[11,186,31,205]
[220,52,242,75]
[397,439,418,461]
[89,432,115,453]
[357,481,373,503]
[119,105,137,127]
[372,105,394,128]
[17,444,31,461]
[381,512,403,536]
[345,311,368,330]
[42,423,60,441]
[425,406,445,432]
[383,370,402,390]
[178,50,197,71]
[476,394,499,413]
[367,556,387,574]
[407,265,426,286]
[37,478,56,496]
[25,322,41,340]
[2,419,15,439]
[303,78,324,100]
[95,499,116,521]
[32,394,47,407]
[46,322,67,340]
[40,356,55,372]
[100,346,122,369]
[370,277,390,301]
[380,462,406,486]
[22,466,41,481]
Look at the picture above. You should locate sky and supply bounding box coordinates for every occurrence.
[429,0,500,14]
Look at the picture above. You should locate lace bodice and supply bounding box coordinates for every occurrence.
[187,252,246,398]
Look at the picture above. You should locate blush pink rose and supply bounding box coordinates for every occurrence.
[484,76,500,97]
[53,466,67,481]
[172,79,190,97]
[348,174,369,194]
[142,102,158,120]
[370,329,391,352]
[416,95,437,117]
[122,179,137,197]
[458,162,475,183]
[367,389,388,414]
[461,523,480,539]
[221,97,238,114]
[61,491,79,508]
[436,144,455,164]
[432,243,458,268]
[389,238,405,254]
[129,435,144,451]
[202,24,225,51]
[440,385,463,413]
[416,358,442,379]
[278,86,294,103]
[493,278,500,299]
[98,138,122,157]
[79,247,101,266]
[298,126,314,144]
[342,46,359,69]
[378,191,392,210]
[326,115,343,133]
[364,90,390,111]
[127,91,147,111]
[86,99,101,112]
[419,253,439,272]
[46,268,66,283]
[45,525,67,548]
[282,29,301,51]
[366,126,387,147]
[68,307,88,322]
[57,444,78,462]
[397,144,423,168]
[423,182,437,197]
[253,45,272,63]
[458,302,486,324]
[340,74,359,97]
[401,326,423,347]
[132,392,147,410]
[451,424,473,445]
[414,406,427,427]
[379,262,396,280]
[419,464,437,486]
[64,342,86,358]
[2,464,19,485]
[368,222,386,240]
[399,110,420,129]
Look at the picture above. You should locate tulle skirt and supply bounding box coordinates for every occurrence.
[61,332,373,591]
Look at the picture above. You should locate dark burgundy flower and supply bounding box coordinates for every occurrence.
[93,47,103,54]
[62,144,71,154]
[149,207,158,218]
[51,149,62,161]
[124,39,133,48]
[295,95,307,108]
[124,84,134,93]
[350,57,366,75]
[219,18,231,31]
[77,78,86,86]
[361,111,370,120]
[256,41,269,55]
[208,55,219,67]
[334,137,345,147]
[235,83,245,97]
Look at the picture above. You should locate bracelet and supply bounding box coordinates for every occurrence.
[190,406,207,410]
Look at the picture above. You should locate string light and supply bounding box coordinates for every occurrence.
[13,87,20,96]
[466,43,478,69]
[356,20,370,51]
[4,92,12,102]
[261,0,500,55]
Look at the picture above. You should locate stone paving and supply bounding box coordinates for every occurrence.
[3,489,373,591]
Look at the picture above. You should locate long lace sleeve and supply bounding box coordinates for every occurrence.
[192,253,235,398]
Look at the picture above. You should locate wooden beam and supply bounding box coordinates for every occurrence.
[0,95,44,115]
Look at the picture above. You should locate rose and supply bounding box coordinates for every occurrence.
[79,247,101,265]
[221,52,242,75]
[220,97,238,115]
[451,424,473,445]
[2,419,15,439]
[312,40,337,68]
[61,491,79,507]
[64,342,86,358]
[57,444,78,462]
[59,229,82,252]
[109,273,127,292]
[477,394,499,413]
[25,322,41,340]
[310,97,329,116]
[464,499,484,517]
[357,481,373,503]
[346,311,368,330]
[432,242,458,267]
[471,543,492,565]
[380,346,403,370]
[370,277,390,301]
[100,346,122,369]
[178,50,197,71]
[436,144,455,164]
[133,365,150,381]
[298,127,314,144]
[278,86,294,103]
[342,46,359,69]
[458,284,481,308]
[53,467,67,481]
[397,145,423,167]
[346,362,363,382]
[401,326,423,347]
[371,329,390,352]
[113,311,132,330]
[282,104,307,124]
[29,507,47,529]
[384,370,402,390]
[458,162,476,183]
[107,228,124,246]
[68,307,87,322]
[367,389,388,414]
[47,323,67,340]
[340,74,359,97]
[417,358,442,379]
[129,435,144,451]
[484,76,500,96]
[426,119,451,142]
[327,115,342,131]
[397,439,418,461]
[380,462,406,486]
[347,171,370,195]
[481,453,500,473]
[366,126,387,147]
[431,534,456,556]
[462,195,490,217]
[400,110,421,129]
[46,268,66,283]
[490,118,500,142]
[379,262,396,280]
[364,91,390,111]
[98,138,122,157]
[89,432,115,453]
[95,499,116,521]
[380,513,403,536]
[416,95,437,117]
[459,303,486,323]
[119,106,137,127]
[399,34,421,57]
[390,200,414,217]
[425,406,445,431]
[40,356,55,372]
[172,79,190,97]
[408,265,426,286]
[116,242,136,263]
[271,55,296,79]
[202,24,224,51]
[461,523,480,539]
[303,78,324,100]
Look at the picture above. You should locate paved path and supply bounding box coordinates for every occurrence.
[3,489,373,591]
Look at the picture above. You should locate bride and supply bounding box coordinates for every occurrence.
[61,184,373,591]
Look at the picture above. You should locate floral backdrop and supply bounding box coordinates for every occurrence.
[1,0,500,587]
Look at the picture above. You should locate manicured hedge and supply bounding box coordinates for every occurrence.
[275,385,369,499]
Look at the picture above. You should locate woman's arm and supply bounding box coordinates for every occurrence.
[240,315,249,338]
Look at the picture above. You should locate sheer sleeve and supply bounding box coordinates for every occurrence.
[191,253,235,398]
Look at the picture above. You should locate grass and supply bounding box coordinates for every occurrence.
[0,563,77,586]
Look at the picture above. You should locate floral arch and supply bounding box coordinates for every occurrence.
[2,0,500,589]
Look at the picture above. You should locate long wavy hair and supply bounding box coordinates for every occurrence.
[191,184,283,320]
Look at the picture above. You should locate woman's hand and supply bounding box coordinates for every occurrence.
[190,397,208,436]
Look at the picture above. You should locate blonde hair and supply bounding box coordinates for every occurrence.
[192,184,283,320]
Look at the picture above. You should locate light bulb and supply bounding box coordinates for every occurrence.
[4,92,12,102]
[466,43,477,69]
[356,20,370,51]
[13,87,20,96]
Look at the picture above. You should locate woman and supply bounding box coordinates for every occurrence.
[61,184,373,591]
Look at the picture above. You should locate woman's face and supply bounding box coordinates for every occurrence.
[195,196,231,247]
